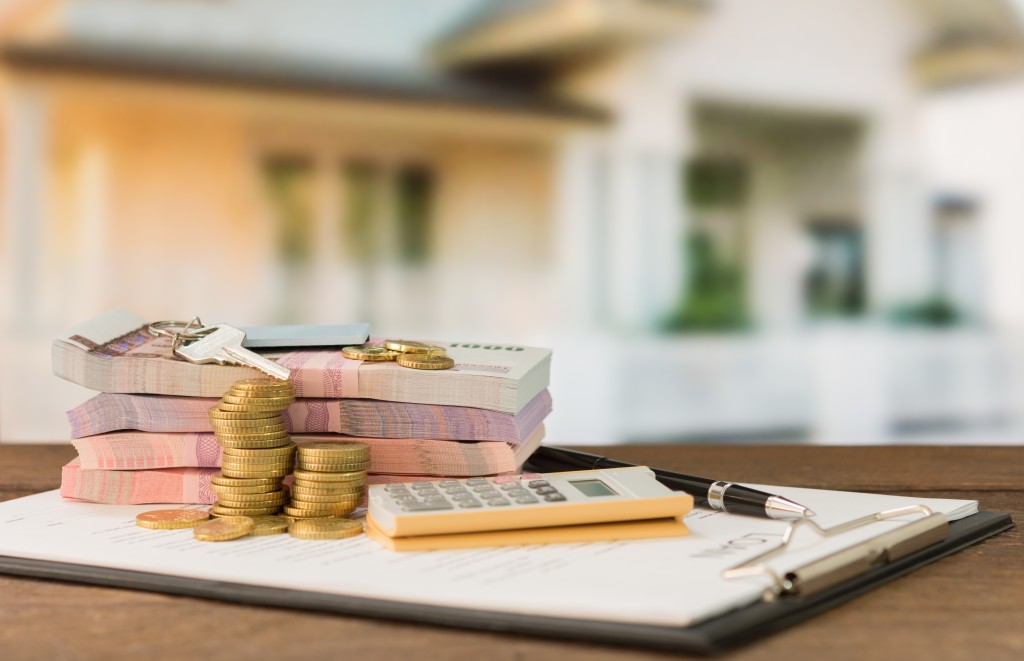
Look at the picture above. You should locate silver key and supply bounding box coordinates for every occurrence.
[175,324,291,381]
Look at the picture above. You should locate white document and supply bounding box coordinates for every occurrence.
[0,487,976,627]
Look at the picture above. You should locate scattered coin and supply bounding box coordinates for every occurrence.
[383,339,446,355]
[136,509,210,530]
[396,353,455,370]
[194,516,255,541]
[341,345,400,361]
[288,518,364,541]
[248,515,290,537]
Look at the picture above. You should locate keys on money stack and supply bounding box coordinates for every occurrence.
[208,378,296,518]
[285,442,370,520]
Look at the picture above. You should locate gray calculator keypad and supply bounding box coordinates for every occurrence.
[388,475,564,512]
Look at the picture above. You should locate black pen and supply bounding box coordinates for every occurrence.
[524,445,816,520]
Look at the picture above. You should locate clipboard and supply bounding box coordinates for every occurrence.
[0,507,1011,654]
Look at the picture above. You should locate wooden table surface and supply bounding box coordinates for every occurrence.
[0,444,1020,661]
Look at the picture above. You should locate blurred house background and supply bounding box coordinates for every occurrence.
[2,0,1024,445]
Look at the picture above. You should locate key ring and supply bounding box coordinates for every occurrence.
[148,317,214,350]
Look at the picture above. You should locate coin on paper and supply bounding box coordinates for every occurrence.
[135,509,210,530]
[396,353,455,370]
[341,345,400,361]
[382,339,446,355]
[288,518,363,540]
[248,515,290,537]
[194,516,255,541]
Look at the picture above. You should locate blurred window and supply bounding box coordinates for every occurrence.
[262,156,315,266]
[663,158,749,332]
[341,161,380,263]
[395,165,434,265]
[804,221,865,317]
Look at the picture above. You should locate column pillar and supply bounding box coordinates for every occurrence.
[2,84,50,329]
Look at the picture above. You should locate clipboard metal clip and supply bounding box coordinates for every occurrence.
[722,505,949,601]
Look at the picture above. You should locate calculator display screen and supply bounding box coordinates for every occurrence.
[568,479,618,497]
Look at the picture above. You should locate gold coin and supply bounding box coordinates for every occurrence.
[290,497,362,507]
[283,505,354,518]
[135,509,210,530]
[230,378,295,392]
[221,394,295,407]
[248,515,290,537]
[228,387,295,400]
[220,466,292,479]
[281,510,340,520]
[284,503,356,517]
[297,461,371,473]
[297,441,370,460]
[210,421,288,434]
[216,499,286,511]
[215,429,291,441]
[396,353,455,370]
[217,437,294,450]
[341,345,400,361]
[220,453,295,465]
[219,442,292,458]
[211,482,282,495]
[288,518,363,541]
[212,473,282,487]
[292,469,368,483]
[290,483,365,496]
[217,402,290,413]
[211,504,281,517]
[215,489,286,504]
[383,339,446,355]
[194,516,255,541]
[208,406,282,420]
[222,443,296,458]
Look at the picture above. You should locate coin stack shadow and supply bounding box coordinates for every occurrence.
[285,441,371,520]
[208,379,297,517]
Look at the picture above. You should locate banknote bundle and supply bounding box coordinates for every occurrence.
[55,310,553,505]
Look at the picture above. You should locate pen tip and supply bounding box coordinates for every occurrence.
[804,509,817,518]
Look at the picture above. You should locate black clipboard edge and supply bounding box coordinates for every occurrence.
[0,511,1012,656]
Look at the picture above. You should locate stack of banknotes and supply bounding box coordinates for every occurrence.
[54,309,553,505]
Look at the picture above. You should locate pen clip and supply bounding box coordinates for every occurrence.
[722,505,947,601]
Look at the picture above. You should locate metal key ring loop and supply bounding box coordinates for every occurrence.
[148,318,213,350]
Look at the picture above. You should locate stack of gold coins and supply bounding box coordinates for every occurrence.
[285,441,370,521]
[341,340,454,371]
[208,378,296,518]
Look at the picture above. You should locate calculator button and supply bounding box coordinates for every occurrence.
[499,483,520,491]
[471,484,495,492]
[391,495,417,503]
[401,502,454,511]
[384,484,409,493]
[411,481,433,487]
[506,488,529,497]
[438,480,460,487]
[465,478,488,486]
[443,487,467,496]
[423,494,448,502]
[492,476,517,484]
[485,499,510,507]
[477,491,501,500]
[450,493,477,501]
[514,496,539,504]
[527,480,550,489]
[412,483,438,491]
[458,501,483,508]
[543,493,567,502]
[533,486,557,495]
[518,473,544,481]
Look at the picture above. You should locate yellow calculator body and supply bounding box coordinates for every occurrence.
[365,466,693,551]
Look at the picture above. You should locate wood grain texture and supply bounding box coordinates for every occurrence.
[0,443,1020,661]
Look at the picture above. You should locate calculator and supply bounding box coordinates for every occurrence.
[365,467,693,551]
